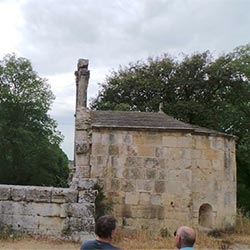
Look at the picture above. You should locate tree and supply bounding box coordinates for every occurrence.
[0,54,69,187]
[91,55,176,112]
[91,44,250,212]
[227,44,250,212]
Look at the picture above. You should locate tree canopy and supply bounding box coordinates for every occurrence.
[91,44,250,212]
[0,54,69,187]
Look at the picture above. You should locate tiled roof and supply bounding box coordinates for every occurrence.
[90,110,233,137]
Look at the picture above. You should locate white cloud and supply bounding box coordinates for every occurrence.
[1,0,250,159]
[0,0,23,57]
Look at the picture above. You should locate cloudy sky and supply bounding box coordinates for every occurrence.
[0,0,249,159]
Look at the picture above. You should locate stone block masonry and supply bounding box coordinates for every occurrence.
[0,181,97,242]
[90,130,237,232]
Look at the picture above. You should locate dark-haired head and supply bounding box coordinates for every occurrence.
[95,215,116,239]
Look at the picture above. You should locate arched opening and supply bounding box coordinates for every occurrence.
[199,203,213,228]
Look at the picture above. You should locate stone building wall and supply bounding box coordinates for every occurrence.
[0,181,96,241]
[89,128,236,232]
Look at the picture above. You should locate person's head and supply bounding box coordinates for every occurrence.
[174,226,196,249]
[95,215,117,239]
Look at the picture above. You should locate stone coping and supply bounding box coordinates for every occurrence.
[0,185,78,203]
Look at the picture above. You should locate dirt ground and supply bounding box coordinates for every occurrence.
[0,238,80,250]
[0,237,250,250]
[231,243,250,250]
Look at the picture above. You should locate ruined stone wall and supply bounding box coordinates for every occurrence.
[0,182,96,241]
[90,129,236,232]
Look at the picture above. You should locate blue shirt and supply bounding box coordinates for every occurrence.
[180,247,193,250]
[80,239,121,250]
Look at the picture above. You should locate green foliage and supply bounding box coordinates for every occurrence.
[91,55,176,112]
[0,54,69,187]
[91,44,250,213]
[0,224,24,240]
[94,182,114,221]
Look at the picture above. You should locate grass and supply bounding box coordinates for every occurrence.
[112,213,250,250]
[0,213,250,249]
[222,212,250,245]
[112,229,223,250]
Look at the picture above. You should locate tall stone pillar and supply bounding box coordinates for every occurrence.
[75,59,89,108]
[71,59,93,189]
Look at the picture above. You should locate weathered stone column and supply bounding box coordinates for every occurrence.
[71,59,93,188]
[75,59,90,108]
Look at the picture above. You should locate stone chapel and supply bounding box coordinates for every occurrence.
[72,59,237,232]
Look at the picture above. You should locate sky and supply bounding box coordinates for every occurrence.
[0,0,250,160]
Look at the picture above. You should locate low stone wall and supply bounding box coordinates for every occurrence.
[0,180,96,241]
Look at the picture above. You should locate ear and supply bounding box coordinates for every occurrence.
[110,229,115,239]
[176,235,182,248]
[178,235,182,244]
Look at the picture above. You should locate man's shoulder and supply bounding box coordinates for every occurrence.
[81,239,121,250]
[106,244,121,250]
[81,239,98,249]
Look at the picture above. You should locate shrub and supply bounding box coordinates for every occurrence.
[93,183,114,221]
[0,224,24,240]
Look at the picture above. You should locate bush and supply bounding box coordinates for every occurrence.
[0,224,24,240]
[93,183,114,221]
